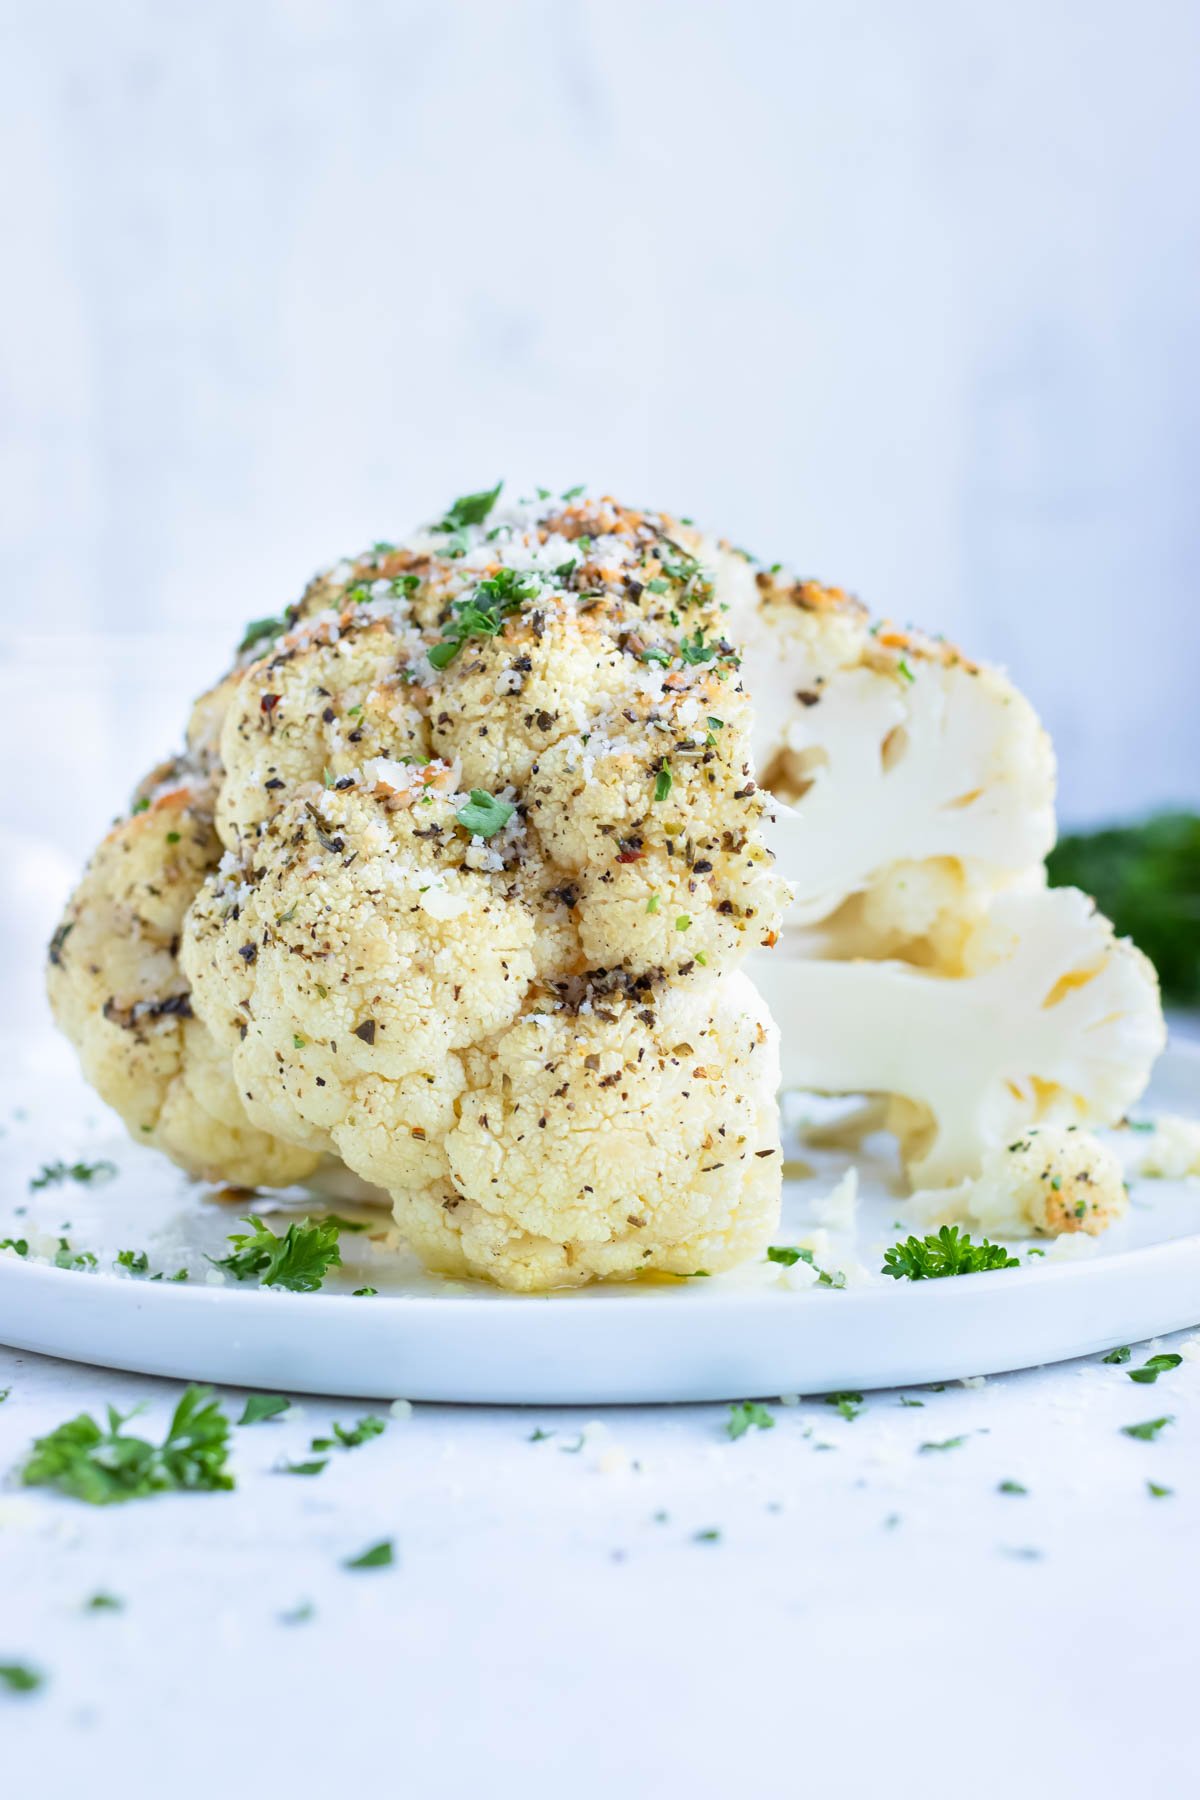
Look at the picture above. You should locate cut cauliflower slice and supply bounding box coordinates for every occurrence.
[905,1124,1128,1238]
[718,558,1056,961]
[1131,1115,1200,1180]
[763,886,1164,1188]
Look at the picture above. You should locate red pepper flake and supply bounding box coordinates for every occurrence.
[261,693,281,715]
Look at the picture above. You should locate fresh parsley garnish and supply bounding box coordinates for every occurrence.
[693,1528,721,1544]
[239,1394,291,1426]
[30,1160,116,1192]
[1128,1353,1183,1384]
[344,1538,395,1570]
[277,1458,327,1477]
[678,628,717,666]
[919,1436,968,1453]
[212,1215,342,1292]
[54,1237,97,1270]
[279,1601,315,1625]
[726,1401,774,1440]
[436,482,503,534]
[0,1663,43,1694]
[998,1480,1028,1495]
[85,1592,124,1612]
[238,613,288,655]
[21,1385,233,1504]
[882,1227,1019,1280]
[116,1249,148,1273]
[824,1392,864,1421]
[1122,1416,1175,1441]
[653,765,672,803]
[0,1237,28,1257]
[456,789,515,838]
[1147,1481,1173,1498]
[1103,1345,1132,1364]
[428,566,537,668]
[353,1287,378,1297]
[311,1415,386,1451]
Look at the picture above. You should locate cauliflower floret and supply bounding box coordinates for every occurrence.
[47,783,319,1187]
[906,1124,1128,1237]
[764,886,1164,1189]
[401,973,781,1289]
[1131,1115,1200,1179]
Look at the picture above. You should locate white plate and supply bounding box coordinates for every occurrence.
[1,1044,1198,1402]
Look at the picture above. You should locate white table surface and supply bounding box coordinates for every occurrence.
[3,1314,1200,1795]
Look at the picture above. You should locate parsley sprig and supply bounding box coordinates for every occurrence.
[882,1227,1019,1280]
[211,1216,343,1292]
[428,566,538,669]
[726,1401,774,1440]
[21,1385,233,1504]
[435,482,503,534]
[456,789,515,838]
[30,1159,116,1191]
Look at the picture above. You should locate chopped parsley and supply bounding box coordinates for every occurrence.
[0,1663,43,1694]
[919,1436,968,1453]
[279,1601,315,1625]
[428,565,536,667]
[85,1592,124,1612]
[1128,1353,1183,1385]
[353,1287,378,1298]
[1103,1345,1132,1364]
[21,1385,233,1504]
[239,1394,290,1426]
[0,1238,28,1257]
[54,1238,97,1270]
[653,766,673,803]
[882,1227,1019,1280]
[344,1538,395,1570]
[212,1215,342,1292]
[678,628,717,666]
[311,1415,386,1451]
[238,613,288,655]
[726,1401,775,1440]
[765,1244,845,1287]
[998,1480,1028,1496]
[1147,1481,1173,1498]
[116,1249,148,1273]
[823,1392,864,1421]
[30,1160,116,1192]
[436,481,503,533]
[896,658,915,684]
[692,1528,721,1544]
[277,1458,327,1477]
[456,789,515,839]
[1121,1416,1175,1442]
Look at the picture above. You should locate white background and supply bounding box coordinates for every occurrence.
[2,0,1198,866]
[1,7,1199,1792]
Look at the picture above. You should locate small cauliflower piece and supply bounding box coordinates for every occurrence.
[1132,1115,1200,1180]
[906,1124,1128,1238]
[764,886,1164,1188]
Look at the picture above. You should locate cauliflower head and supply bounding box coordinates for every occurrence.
[53,487,790,1289]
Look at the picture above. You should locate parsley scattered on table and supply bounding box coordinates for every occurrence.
[239,1394,290,1426]
[693,1528,721,1544]
[311,1415,386,1451]
[998,1480,1028,1496]
[85,1593,123,1612]
[277,1458,327,1477]
[1103,1345,1132,1364]
[824,1392,864,1421]
[279,1601,315,1626]
[726,1401,774,1440]
[344,1538,395,1570]
[30,1160,116,1192]
[21,1385,233,1504]
[919,1436,968,1453]
[882,1227,1019,1280]
[1147,1481,1173,1499]
[1,1238,29,1257]
[0,1663,43,1694]
[353,1287,378,1298]
[1122,1416,1175,1442]
[212,1215,342,1291]
[456,789,515,839]
[1128,1353,1183,1385]
[528,1428,554,1443]
[116,1249,149,1273]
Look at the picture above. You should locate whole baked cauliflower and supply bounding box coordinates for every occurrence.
[49,482,1167,1280]
[50,488,789,1288]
